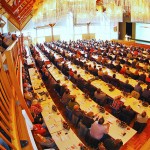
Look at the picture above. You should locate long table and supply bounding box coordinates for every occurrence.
[48,63,137,145]
[28,67,84,150]
[44,44,150,117]
[86,59,147,90]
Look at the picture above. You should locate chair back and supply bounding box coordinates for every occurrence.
[65,106,72,121]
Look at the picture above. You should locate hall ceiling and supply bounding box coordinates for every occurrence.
[0,0,101,31]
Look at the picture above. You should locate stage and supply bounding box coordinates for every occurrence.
[112,39,150,48]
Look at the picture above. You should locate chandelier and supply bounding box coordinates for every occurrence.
[33,0,68,26]
[104,2,123,22]
[33,0,150,27]
[130,0,150,23]
[70,0,97,24]
[102,0,150,23]
[33,0,97,26]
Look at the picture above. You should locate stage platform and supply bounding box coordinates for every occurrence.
[112,40,150,48]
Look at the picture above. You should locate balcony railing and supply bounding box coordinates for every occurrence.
[0,35,34,150]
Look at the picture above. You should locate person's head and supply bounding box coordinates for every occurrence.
[87,111,94,117]
[57,80,60,84]
[97,88,101,93]
[65,89,70,94]
[73,105,80,111]
[70,97,76,102]
[141,111,146,118]
[23,83,28,88]
[98,117,104,125]
[45,71,49,76]
[126,105,131,110]
[74,70,77,74]
[113,74,116,78]
[138,82,142,86]
[99,68,102,71]
[126,79,129,84]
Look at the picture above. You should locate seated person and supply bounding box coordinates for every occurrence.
[90,117,110,141]
[142,85,150,103]
[24,89,33,101]
[133,111,149,133]
[123,80,134,93]
[42,71,50,82]
[34,133,56,149]
[111,97,124,117]
[98,68,103,77]
[33,124,47,136]
[53,80,61,95]
[102,138,123,150]
[126,67,132,76]
[67,96,79,110]
[81,111,95,128]
[119,106,136,125]
[72,105,84,125]
[92,65,98,76]
[120,65,126,74]
[61,89,73,105]
[115,63,122,72]
[132,69,139,80]
[134,82,142,96]
[138,72,146,82]
[111,74,120,88]
[60,84,68,96]
[94,89,107,106]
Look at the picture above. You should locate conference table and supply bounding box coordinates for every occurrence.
[28,67,84,150]
[86,59,147,90]
[47,43,148,90]
[47,63,137,145]
[92,53,149,75]
[43,44,150,118]
[35,46,50,64]
[50,43,148,91]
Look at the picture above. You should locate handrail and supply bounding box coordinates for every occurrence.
[0,36,33,150]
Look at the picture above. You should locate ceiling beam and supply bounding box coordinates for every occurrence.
[18,9,32,22]
[16,1,34,18]
[1,0,18,21]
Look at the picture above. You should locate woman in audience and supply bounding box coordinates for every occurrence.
[133,111,149,133]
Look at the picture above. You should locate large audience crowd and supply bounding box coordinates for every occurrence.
[24,39,149,149]
[1,38,150,150]
[0,32,17,53]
